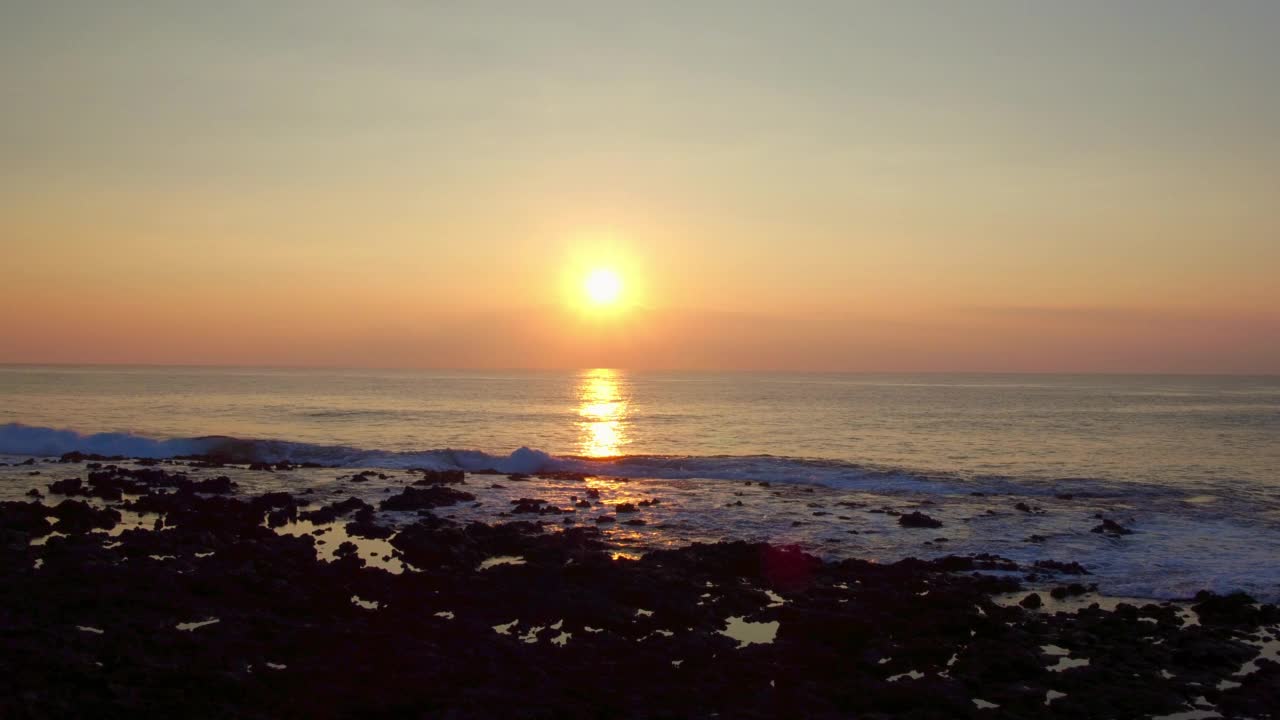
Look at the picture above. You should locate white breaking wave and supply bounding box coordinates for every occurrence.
[0,422,1208,500]
[0,423,219,459]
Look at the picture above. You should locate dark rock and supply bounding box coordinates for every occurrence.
[898,511,943,529]
[1192,591,1276,626]
[506,499,571,516]
[47,477,86,496]
[265,507,295,528]
[48,500,120,533]
[510,498,548,514]
[380,486,476,511]
[345,515,394,538]
[58,451,124,463]
[1020,593,1043,609]
[1217,658,1280,717]
[409,469,465,485]
[615,503,638,514]
[0,501,52,536]
[300,497,372,524]
[1091,518,1133,536]
[190,475,236,494]
[249,493,299,527]
[1049,583,1089,599]
[1034,560,1090,575]
[253,492,297,510]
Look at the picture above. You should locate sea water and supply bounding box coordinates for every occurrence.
[2,366,1277,599]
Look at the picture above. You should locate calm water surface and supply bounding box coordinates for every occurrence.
[1,366,1275,493]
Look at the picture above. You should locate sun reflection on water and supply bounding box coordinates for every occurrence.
[577,369,628,458]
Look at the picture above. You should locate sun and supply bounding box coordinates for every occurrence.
[584,268,622,306]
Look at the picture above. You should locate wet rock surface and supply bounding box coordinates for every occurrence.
[408,468,466,485]
[1034,560,1090,575]
[1,462,1277,719]
[898,510,944,529]
[1091,518,1134,536]
[379,485,476,511]
[300,496,372,524]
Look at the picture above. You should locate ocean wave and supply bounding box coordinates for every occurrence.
[0,423,223,459]
[0,422,1163,498]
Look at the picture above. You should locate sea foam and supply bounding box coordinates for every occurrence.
[0,422,1241,504]
[0,423,218,459]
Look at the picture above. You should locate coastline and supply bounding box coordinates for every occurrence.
[2,454,1277,718]
[4,436,1277,603]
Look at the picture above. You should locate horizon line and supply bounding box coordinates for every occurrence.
[0,361,1275,378]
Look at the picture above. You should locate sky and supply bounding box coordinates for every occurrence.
[2,1,1277,372]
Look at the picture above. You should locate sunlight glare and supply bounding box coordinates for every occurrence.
[584,268,622,306]
[577,369,627,457]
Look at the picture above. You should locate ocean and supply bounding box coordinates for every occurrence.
[2,365,1278,600]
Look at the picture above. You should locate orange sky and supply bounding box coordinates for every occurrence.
[2,3,1277,372]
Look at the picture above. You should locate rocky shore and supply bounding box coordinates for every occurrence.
[2,456,1277,718]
